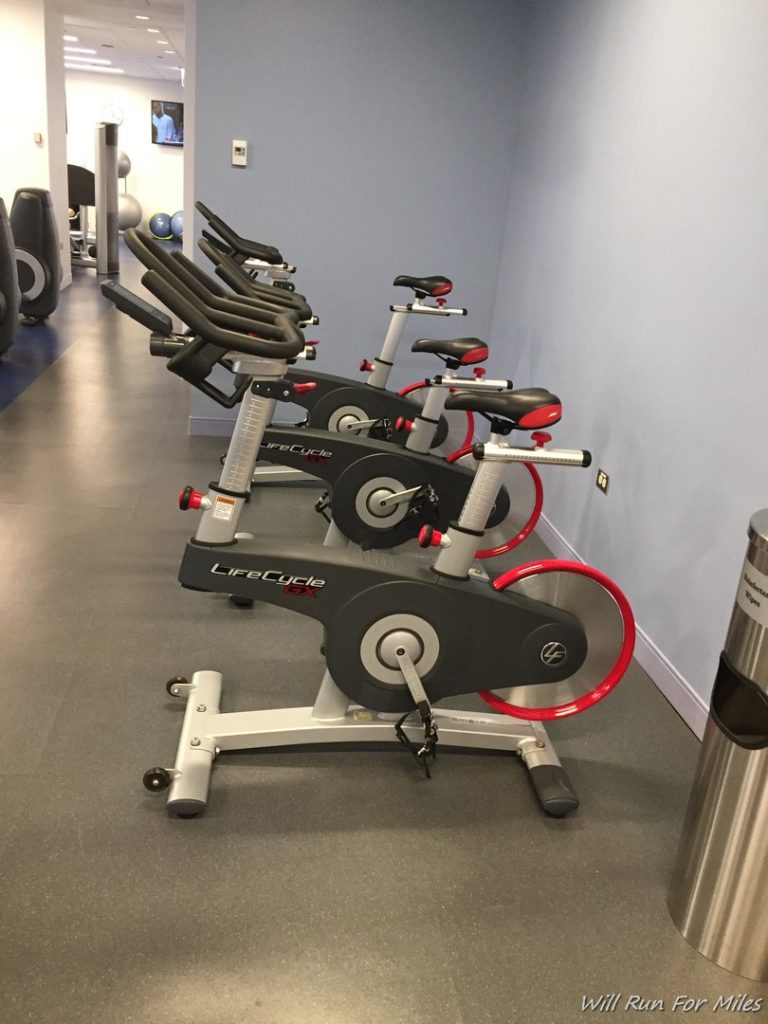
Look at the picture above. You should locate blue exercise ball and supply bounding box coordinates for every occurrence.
[148,211,172,239]
[170,210,183,239]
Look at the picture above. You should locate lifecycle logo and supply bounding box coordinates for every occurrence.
[263,441,333,465]
[211,563,326,597]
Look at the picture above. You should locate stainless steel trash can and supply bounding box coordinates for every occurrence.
[668,509,768,982]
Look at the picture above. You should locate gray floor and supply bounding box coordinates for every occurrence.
[0,258,765,1024]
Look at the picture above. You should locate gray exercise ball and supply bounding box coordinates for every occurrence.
[117,151,132,178]
[118,193,143,230]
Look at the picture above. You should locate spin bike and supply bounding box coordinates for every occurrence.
[195,200,469,447]
[112,233,543,557]
[120,259,636,821]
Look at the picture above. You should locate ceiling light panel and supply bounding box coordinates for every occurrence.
[64,64,125,74]
[66,56,113,64]
[58,0,185,80]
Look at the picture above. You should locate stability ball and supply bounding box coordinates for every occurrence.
[118,193,142,230]
[170,210,183,239]
[117,151,132,178]
[148,212,173,239]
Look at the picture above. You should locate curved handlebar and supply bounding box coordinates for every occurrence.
[167,249,305,322]
[125,230,299,338]
[198,238,311,316]
[194,200,283,264]
[142,269,304,360]
[195,200,215,221]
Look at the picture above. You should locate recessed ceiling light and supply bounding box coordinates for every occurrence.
[64,46,97,54]
[65,63,125,74]
[164,50,174,54]
[65,56,113,65]
[135,14,150,19]
[147,28,160,33]
[63,34,79,42]
[157,40,169,44]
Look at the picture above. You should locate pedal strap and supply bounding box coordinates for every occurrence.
[314,491,331,523]
[406,483,440,525]
[393,649,438,778]
[395,703,438,779]
[368,418,393,443]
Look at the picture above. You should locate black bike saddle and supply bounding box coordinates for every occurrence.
[411,337,488,364]
[446,387,562,430]
[393,275,452,298]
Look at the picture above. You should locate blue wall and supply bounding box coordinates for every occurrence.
[187,0,526,429]
[488,0,768,730]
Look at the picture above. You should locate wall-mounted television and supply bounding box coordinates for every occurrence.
[151,100,183,147]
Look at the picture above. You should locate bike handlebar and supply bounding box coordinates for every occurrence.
[142,269,305,360]
[194,200,284,264]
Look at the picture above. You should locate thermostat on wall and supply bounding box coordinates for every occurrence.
[232,140,248,167]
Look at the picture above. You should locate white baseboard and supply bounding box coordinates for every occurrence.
[535,514,707,739]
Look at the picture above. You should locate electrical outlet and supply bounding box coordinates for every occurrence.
[596,469,609,494]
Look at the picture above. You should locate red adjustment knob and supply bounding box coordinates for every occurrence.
[293,382,318,394]
[305,340,319,346]
[531,431,552,447]
[395,416,414,433]
[436,298,447,307]
[473,367,486,378]
[418,525,444,548]
[179,486,205,511]
[359,359,374,372]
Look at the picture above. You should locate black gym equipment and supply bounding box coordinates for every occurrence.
[10,188,61,323]
[0,198,21,357]
[103,241,636,820]
[106,236,531,556]
[195,200,468,448]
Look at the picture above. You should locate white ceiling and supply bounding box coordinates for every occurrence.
[53,0,185,81]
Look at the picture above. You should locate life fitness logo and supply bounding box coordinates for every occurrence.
[212,563,325,597]
[263,441,333,465]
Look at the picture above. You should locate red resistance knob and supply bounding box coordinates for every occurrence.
[436,298,447,307]
[359,358,374,372]
[418,525,444,548]
[395,416,414,433]
[293,382,318,395]
[305,340,319,347]
[531,431,552,447]
[473,367,486,378]
[179,486,205,511]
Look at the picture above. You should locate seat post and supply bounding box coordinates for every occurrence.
[432,433,508,579]
[404,369,454,454]
[193,357,287,545]
[367,309,409,389]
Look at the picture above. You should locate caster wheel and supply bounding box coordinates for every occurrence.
[143,767,171,792]
[229,596,254,609]
[166,676,188,696]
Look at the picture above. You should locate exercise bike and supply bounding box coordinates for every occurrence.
[195,200,471,448]
[113,256,636,821]
[109,232,543,558]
